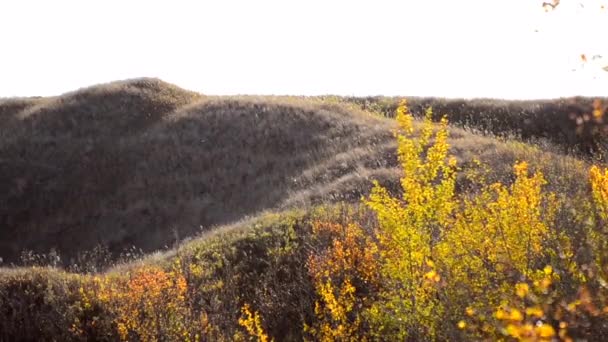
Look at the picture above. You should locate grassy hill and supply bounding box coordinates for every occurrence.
[2,78,598,266]
[0,79,606,340]
[341,95,608,155]
[1,78,406,265]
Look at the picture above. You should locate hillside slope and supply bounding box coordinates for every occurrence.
[0,79,596,266]
[343,95,608,154]
[0,79,603,341]
[0,80,400,264]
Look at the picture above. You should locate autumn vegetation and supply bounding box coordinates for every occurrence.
[1,79,608,341]
[299,102,608,341]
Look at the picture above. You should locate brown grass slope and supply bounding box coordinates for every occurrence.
[0,96,44,119]
[0,79,594,268]
[343,95,608,154]
[0,81,403,265]
[0,81,600,340]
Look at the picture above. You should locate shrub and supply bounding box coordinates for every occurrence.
[305,100,608,341]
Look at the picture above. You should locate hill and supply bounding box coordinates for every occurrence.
[0,79,401,265]
[1,79,598,266]
[342,95,608,155]
[1,79,606,340]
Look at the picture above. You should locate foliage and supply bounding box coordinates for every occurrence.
[362,101,456,340]
[238,304,273,342]
[304,218,379,341]
[305,100,608,341]
[0,212,314,341]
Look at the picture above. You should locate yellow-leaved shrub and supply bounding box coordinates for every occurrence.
[363,102,456,340]
[304,100,608,341]
[304,219,379,341]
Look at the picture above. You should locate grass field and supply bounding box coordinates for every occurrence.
[1,78,607,341]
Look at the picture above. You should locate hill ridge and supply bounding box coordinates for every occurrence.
[0,78,598,267]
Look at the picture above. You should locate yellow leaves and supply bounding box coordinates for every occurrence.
[317,281,346,321]
[495,303,556,341]
[361,102,455,339]
[188,262,203,278]
[308,102,457,339]
[424,270,441,283]
[495,308,507,320]
[496,307,524,322]
[306,101,608,340]
[516,283,530,298]
[395,100,414,135]
[513,160,529,177]
[238,304,272,342]
[363,102,567,339]
[535,279,553,293]
[506,322,554,340]
[590,165,608,220]
[536,323,556,339]
[117,323,129,341]
[307,277,362,341]
[509,309,524,321]
[525,307,544,318]
[450,161,554,282]
[505,323,525,338]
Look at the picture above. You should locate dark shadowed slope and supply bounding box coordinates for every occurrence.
[344,95,608,154]
[0,81,399,264]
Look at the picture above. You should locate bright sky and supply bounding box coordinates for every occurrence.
[1,0,607,99]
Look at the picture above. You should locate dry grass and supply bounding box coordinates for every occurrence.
[343,95,608,155]
[0,79,596,267]
[0,79,397,265]
[0,78,604,340]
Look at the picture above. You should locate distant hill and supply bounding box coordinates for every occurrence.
[340,95,608,154]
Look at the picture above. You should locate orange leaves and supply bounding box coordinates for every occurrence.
[592,99,604,120]
[78,263,199,341]
[309,220,378,278]
[309,221,379,285]
[125,267,176,302]
[306,220,380,341]
[107,266,191,341]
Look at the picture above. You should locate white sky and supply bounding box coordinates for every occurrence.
[0,0,607,99]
